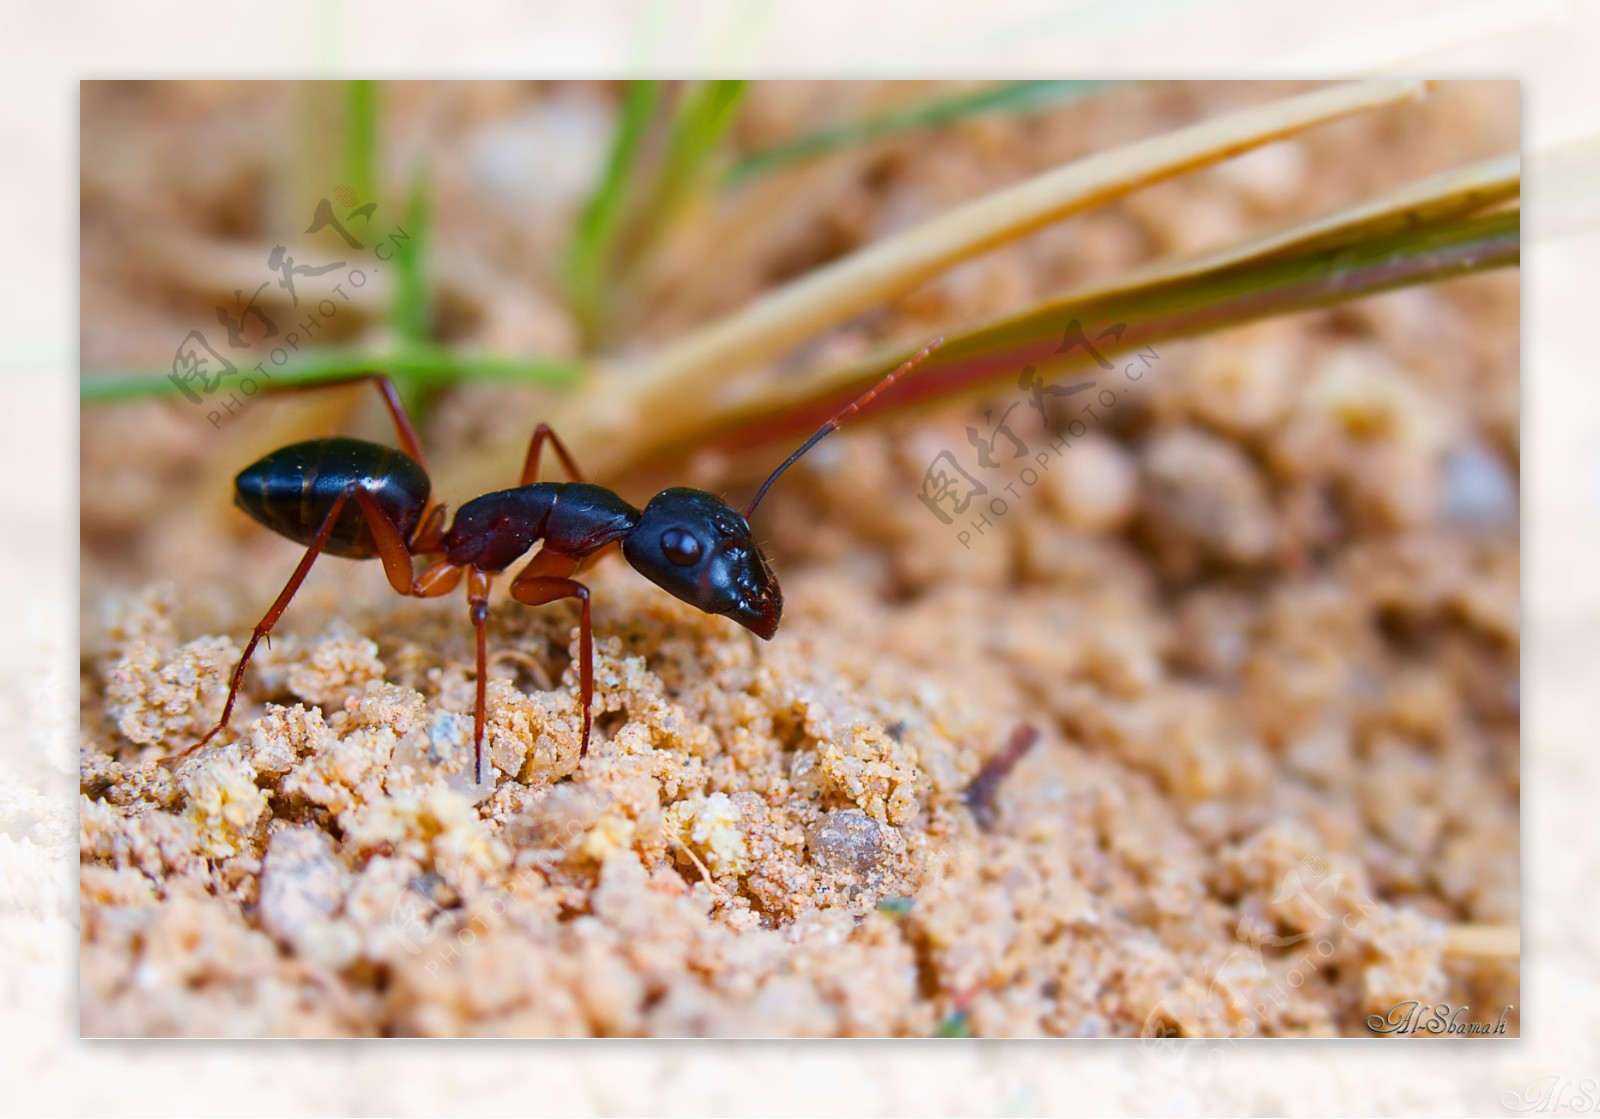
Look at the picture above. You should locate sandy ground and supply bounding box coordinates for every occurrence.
[78,81,1519,1037]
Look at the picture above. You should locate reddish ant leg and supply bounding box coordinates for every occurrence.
[169,488,352,766]
[244,372,430,469]
[167,487,429,769]
[246,372,450,531]
[412,558,463,597]
[466,568,494,784]
[410,504,450,556]
[519,423,586,485]
[355,374,428,471]
[352,489,423,595]
[509,551,594,759]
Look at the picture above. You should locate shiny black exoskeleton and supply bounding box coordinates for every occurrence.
[439,482,781,638]
[623,488,780,639]
[235,437,431,559]
[170,340,941,780]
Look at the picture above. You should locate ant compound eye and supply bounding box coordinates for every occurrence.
[660,528,702,567]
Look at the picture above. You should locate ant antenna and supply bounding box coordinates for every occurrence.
[742,336,945,520]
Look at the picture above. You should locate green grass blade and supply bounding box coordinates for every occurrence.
[392,170,433,345]
[388,171,438,421]
[616,80,748,271]
[1124,152,1519,284]
[724,80,1113,188]
[344,79,380,209]
[80,345,582,405]
[564,80,664,344]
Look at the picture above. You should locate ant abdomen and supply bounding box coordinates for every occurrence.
[234,436,430,559]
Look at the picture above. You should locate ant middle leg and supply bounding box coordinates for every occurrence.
[348,488,463,598]
[410,503,450,556]
[508,550,593,758]
[520,423,586,485]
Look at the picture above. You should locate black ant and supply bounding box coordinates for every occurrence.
[165,339,944,781]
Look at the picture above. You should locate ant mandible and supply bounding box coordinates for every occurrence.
[165,338,944,782]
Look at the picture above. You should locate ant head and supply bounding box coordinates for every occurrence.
[622,487,781,640]
[622,338,944,644]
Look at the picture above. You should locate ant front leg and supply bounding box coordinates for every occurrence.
[509,550,594,758]
[466,568,494,785]
[520,423,586,485]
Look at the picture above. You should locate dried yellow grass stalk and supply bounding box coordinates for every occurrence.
[524,79,1428,481]
[554,157,1515,481]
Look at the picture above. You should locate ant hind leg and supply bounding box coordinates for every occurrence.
[242,372,429,468]
[165,487,356,767]
[167,486,429,768]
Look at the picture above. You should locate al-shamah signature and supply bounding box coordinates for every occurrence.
[1502,1074,1600,1113]
[1366,1000,1513,1036]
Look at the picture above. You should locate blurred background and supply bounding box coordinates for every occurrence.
[80,80,1518,597]
[0,0,1585,1106]
[77,78,1522,1044]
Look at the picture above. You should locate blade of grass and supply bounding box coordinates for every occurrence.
[724,80,1114,188]
[1107,151,1518,289]
[344,80,380,210]
[565,80,664,345]
[80,345,582,405]
[669,205,1519,472]
[617,80,748,272]
[546,79,1430,475]
[388,170,438,421]
[391,170,433,345]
